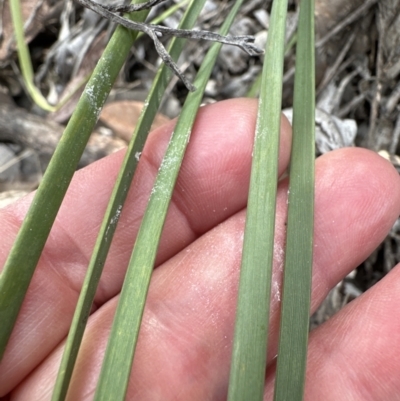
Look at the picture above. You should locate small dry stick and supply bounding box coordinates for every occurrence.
[77,0,263,91]
[104,0,168,13]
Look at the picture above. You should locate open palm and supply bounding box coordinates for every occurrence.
[1,98,400,400]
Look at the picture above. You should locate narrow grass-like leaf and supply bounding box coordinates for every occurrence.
[9,0,55,111]
[227,1,288,400]
[247,31,298,99]
[93,2,246,399]
[273,0,315,399]
[51,2,206,400]
[0,0,150,361]
[247,71,262,98]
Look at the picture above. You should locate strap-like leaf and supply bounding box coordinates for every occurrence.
[51,2,207,400]
[0,0,150,362]
[228,0,288,400]
[93,1,248,399]
[274,0,315,399]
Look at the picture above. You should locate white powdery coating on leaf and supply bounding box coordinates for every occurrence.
[272,244,285,303]
[150,131,188,200]
[105,204,123,239]
[110,204,123,225]
[85,83,102,119]
[85,69,111,119]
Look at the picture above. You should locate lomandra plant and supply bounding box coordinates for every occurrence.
[0,0,315,400]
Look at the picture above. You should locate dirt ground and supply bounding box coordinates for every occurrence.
[0,0,400,326]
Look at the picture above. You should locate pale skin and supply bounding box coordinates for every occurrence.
[1,98,400,400]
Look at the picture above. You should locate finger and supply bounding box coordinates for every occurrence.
[9,148,400,400]
[304,264,400,400]
[0,99,292,393]
[2,99,292,298]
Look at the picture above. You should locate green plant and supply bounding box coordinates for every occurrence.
[9,0,55,111]
[0,0,315,399]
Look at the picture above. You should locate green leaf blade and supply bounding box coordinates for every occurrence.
[9,0,55,111]
[51,2,207,400]
[0,1,149,362]
[227,0,288,400]
[273,0,315,399]
[93,1,248,399]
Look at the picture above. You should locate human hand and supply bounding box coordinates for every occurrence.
[1,98,400,400]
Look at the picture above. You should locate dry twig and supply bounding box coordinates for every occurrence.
[77,0,263,91]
